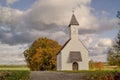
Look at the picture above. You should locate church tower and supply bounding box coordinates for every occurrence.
[69,14,79,39]
[57,13,89,70]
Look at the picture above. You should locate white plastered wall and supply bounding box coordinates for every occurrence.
[60,39,89,70]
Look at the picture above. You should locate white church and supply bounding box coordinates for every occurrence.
[57,13,89,70]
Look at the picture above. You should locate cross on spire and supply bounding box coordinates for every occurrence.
[72,8,75,14]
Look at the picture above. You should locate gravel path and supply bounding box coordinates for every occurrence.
[30,71,85,80]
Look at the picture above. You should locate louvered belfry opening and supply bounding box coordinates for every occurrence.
[70,51,82,62]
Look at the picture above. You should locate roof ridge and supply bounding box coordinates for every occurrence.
[57,39,71,55]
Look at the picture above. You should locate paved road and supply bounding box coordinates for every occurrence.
[30,71,85,80]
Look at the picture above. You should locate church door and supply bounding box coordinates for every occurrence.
[73,62,78,70]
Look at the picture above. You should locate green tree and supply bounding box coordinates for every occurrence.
[117,11,120,19]
[107,11,120,66]
[107,31,120,66]
[23,37,61,71]
[89,59,95,69]
[114,30,120,66]
[107,49,116,65]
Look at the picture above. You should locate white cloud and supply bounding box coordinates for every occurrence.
[97,38,113,47]
[0,6,23,28]
[23,0,95,29]
[0,44,27,65]
[89,54,107,62]
[0,0,118,64]
[6,0,19,5]
[80,34,94,47]
[51,31,68,44]
[87,37,113,58]
[101,10,109,16]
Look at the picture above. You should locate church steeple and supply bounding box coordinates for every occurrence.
[69,14,79,27]
[69,13,79,39]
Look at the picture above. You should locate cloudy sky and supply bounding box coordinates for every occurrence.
[0,0,120,65]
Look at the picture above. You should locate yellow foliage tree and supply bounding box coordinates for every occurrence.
[23,37,61,71]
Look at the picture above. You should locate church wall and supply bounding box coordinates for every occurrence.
[57,14,89,71]
[61,39,89,70]
[57,52,62,70]
[77,40,89,70]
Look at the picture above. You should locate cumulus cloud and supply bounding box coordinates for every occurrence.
[89,54,107,62]
[0,0,118,64]
[6,0,19,5]
[0,6,23,33]
[87,37,113,57]
[97,38,113,47]
[0,43,27,65]
[0,0,118,45]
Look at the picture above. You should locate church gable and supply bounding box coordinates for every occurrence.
[58,38,88,59]
[57,38,88,55]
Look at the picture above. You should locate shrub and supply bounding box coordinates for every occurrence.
[0,71,29,80]
[84,70,120,80]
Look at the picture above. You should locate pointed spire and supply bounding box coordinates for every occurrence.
[69,14,79,27]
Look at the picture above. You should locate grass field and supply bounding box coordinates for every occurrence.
[0,65,30,70]
[0,65,30,80]
[0,67,30,71]
[0,65,120,80]
[104,65,120,70]
[0,70,30,80]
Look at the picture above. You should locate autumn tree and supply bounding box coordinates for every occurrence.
[95,62,104,70]
[89,60,104,70]
[23,37,61,71]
